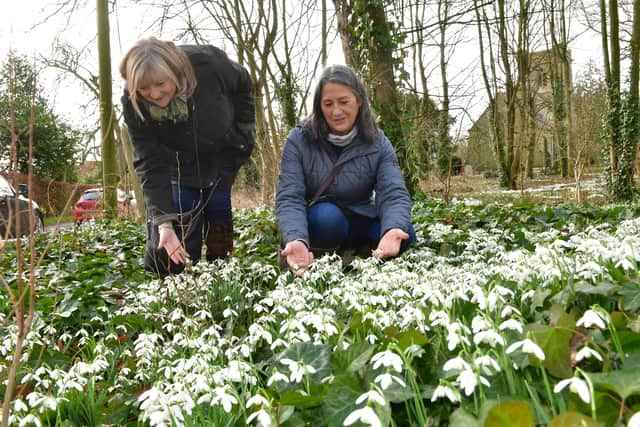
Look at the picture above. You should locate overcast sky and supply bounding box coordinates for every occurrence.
[3,1,605,144]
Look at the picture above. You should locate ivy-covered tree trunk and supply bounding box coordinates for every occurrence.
[334,0,421,195]
[96,0,118,218]
[601,0,640,201]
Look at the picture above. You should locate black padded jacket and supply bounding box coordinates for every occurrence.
[122,45,255,226]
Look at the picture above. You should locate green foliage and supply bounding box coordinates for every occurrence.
[0,53,82,181]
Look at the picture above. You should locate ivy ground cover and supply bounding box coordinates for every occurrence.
[2,197,640,426]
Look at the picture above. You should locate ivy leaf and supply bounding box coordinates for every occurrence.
[527,324,572,378]
[449,407,481,427]
[618,283,640,312]
[587,368,640,400]
[320,374,362,426]
[484,401,535,427]
[331,341,375,373]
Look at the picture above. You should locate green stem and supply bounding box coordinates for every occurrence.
[540,366,557,418]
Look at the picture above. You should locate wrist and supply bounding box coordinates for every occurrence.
[158,221,174,231]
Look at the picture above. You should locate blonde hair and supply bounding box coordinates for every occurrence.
[119,37,197,120]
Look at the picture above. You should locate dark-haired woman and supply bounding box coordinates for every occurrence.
[275,64,415,276]
[120,38,255,276]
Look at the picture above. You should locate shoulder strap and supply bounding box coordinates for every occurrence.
[309,163,345,207]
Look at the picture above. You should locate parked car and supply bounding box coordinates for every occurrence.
[74,188,136,223]
[0,175,44,238]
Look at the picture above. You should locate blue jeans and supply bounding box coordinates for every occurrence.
[144,185,232,275]
[307,202,415,254]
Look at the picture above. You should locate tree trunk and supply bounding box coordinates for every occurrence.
[96,0,118,218]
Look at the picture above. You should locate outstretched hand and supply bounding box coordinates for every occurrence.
[281,240,314,276]
[158,225,189,265]
[372,228,409,259]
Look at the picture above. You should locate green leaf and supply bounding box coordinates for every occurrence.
[274,342,332,387]
[484,401,535,427]
[331,341,375,373]
[396,329,429,352]
[618,283,640,312]
[449,407,481,427]
[547,412,602,427]
[587,368,640,399]
[279,390,326,408]
[320,376,362,426]
[527,323,572,378]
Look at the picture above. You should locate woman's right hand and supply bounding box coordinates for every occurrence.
[157,223,189,265]
[281,240,314,276]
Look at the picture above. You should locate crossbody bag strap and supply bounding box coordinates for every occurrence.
[308,163,345,207]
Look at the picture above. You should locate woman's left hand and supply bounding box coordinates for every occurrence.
[372,228,409,259]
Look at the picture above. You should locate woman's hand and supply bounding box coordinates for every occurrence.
[281,240,314,276]
[157,223,189,265]
[372,228,409,259]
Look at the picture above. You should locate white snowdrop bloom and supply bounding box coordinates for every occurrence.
[366,334,378,344]
[247,409,274,427]
[446,323,470,351]
[26,392,57,413]
[577,309,607,329]
[18,414,42,427]
[575,346,603,362]
[577,261,603,280]
[356,390,386,406]
[211,386,238,413]
[270,338,288,351]
[471,316,490,333]
[456,369,481,396]
[506,339,546,361]
[443,356,471,374]
[280,358,316,383]
[500,305,521,318]
[343,406,382,427]
[374,373,406,390]
[474,355,501,376]
[266,371,289,386]
[246,394,270,408]
[499,319,524,333]
[431,384,461,403]
[13,398,28,412]
[474,330,505,347]
[404,344,425,360]
[521,289,535,301]
[429,310,450,327]
[371,350,403,373]
[629,411,640,427]
[554,377,591,404]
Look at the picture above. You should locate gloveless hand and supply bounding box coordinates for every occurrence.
[281,240,314,276]
[158,225,189,265]
[372,228,409,259]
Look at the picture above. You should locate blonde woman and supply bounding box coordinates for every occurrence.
[120,38,255,276]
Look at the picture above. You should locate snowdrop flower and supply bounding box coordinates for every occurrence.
[473,330,505,347]
[356,390,386,406]
[211,386,238,413]
[17,414,42,427]
[506,339,545,361]
[374,373,406,390]
[431,383,461,403]
[474,355,501,376]
[246,394,270,408]
[247,409,273,427]
[498,319,524,334]
[575,346,603,362]
[471,316,490,333]
[577,309,607,329]
[554,377,591,404]
[371,350,403,373]
[280,358,316,383]
[629,411,640,427]
[266,371,289,386]
[343,406,382,427]
[456,368,490,396]
[443,356,471,374]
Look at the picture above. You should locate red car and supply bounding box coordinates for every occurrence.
[74,188,135,223]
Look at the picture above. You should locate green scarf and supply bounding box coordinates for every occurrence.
[142,95,189,123]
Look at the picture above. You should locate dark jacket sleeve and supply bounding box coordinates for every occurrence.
[122,94,177,226]
[374,133,412,235]
[275,128,310,246]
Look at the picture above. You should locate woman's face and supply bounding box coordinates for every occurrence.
[137,73,177,107]
[320,82,362,135]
